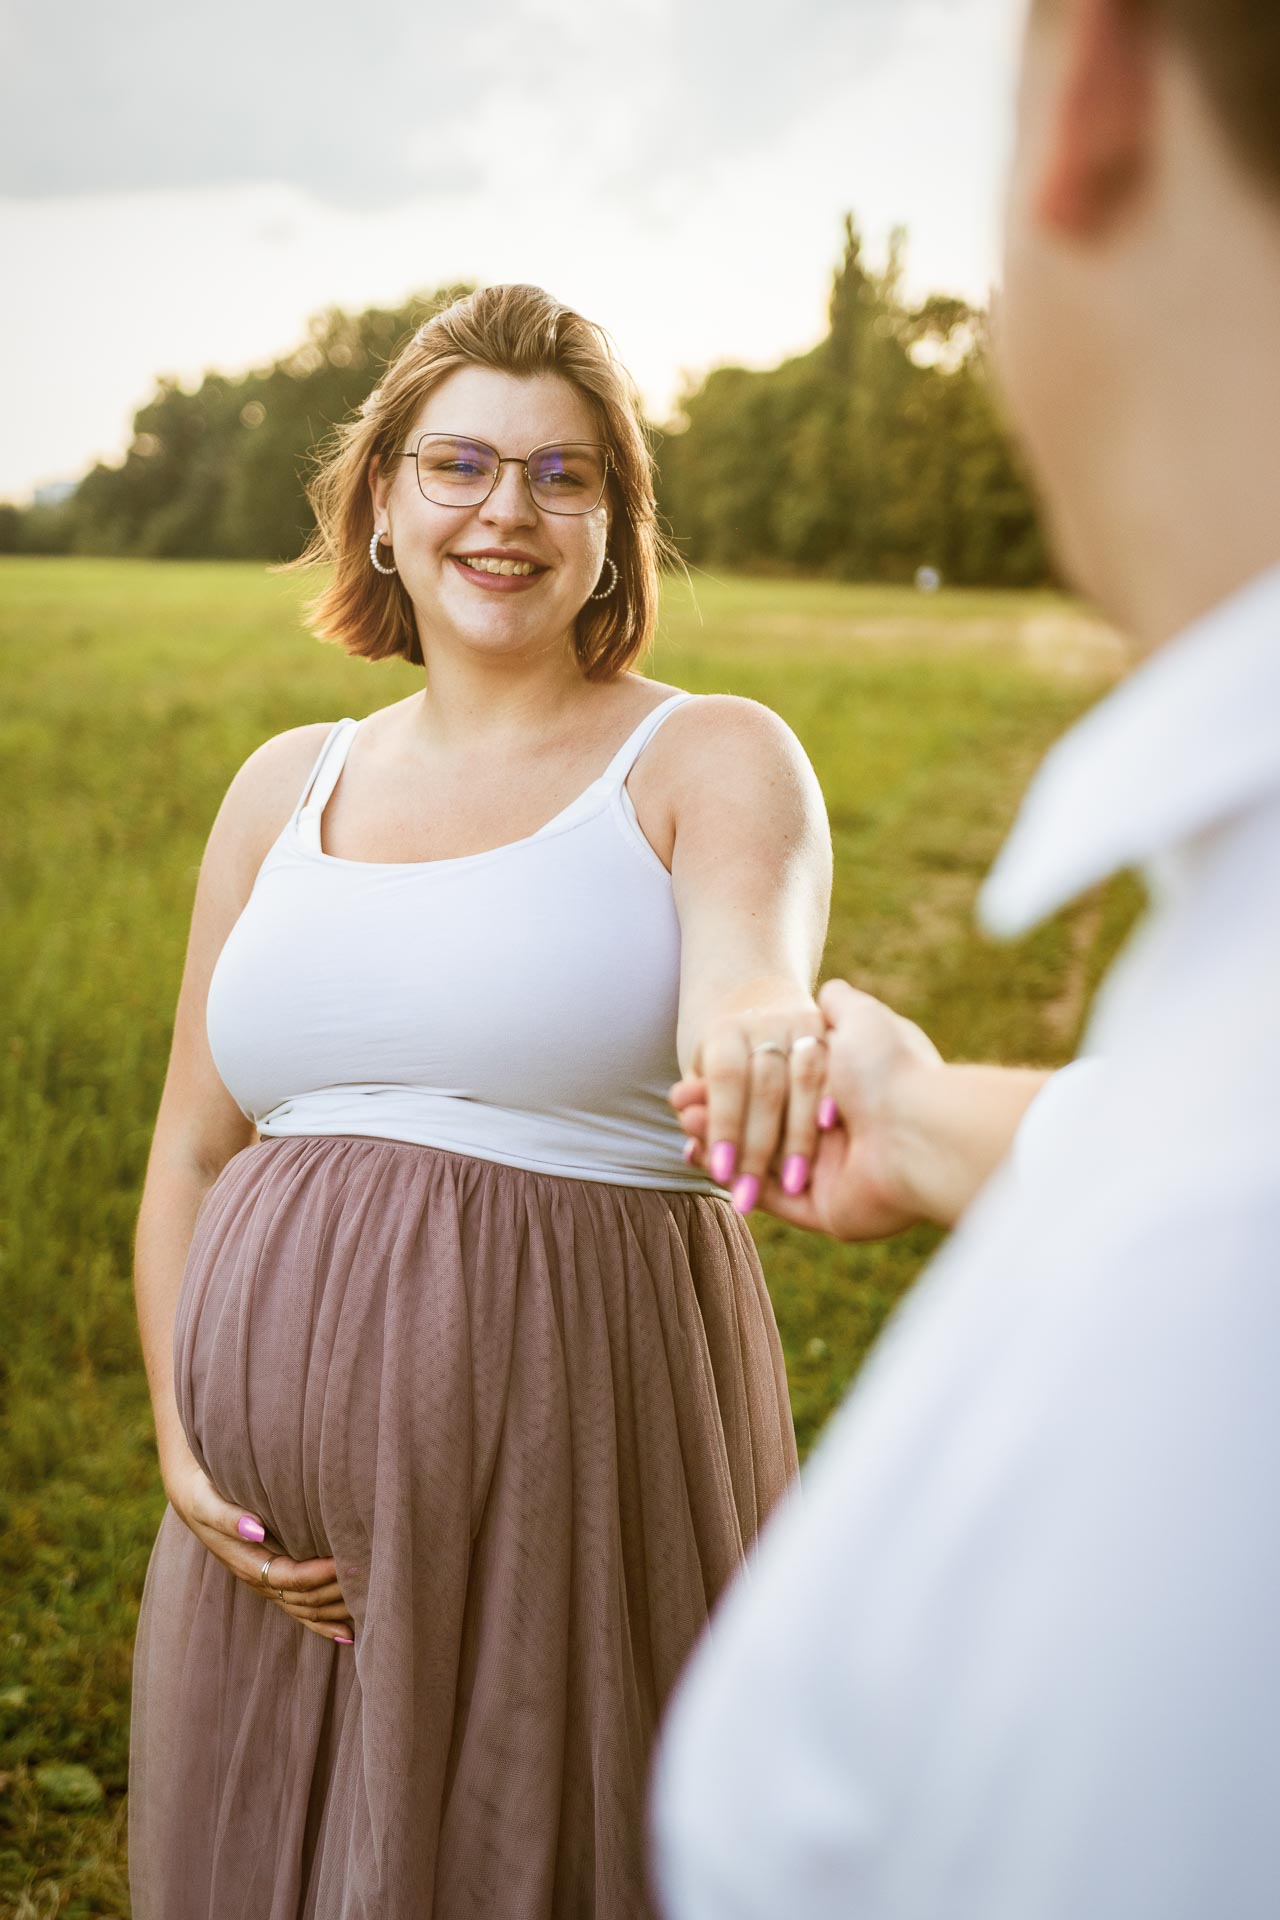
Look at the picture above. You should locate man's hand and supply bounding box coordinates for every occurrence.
[674,979,1055,1239]
[673,980,944,1240]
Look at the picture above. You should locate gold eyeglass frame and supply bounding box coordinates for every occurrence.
[403,434,614,515]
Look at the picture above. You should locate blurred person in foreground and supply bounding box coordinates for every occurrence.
[651,0,1280,1914]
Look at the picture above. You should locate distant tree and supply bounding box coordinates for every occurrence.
[8,234,1048,586]
[657,214,1050,587]
[0,496,75,554]
[44,286,470,563]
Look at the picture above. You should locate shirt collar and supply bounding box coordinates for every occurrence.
[978,559,1280,939]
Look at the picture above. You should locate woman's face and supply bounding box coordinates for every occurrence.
[372,365,613,667]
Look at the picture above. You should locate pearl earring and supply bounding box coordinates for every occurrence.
[588,555,619,601]
[369,529,397,575]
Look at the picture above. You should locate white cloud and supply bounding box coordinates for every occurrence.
[4,0,958,204]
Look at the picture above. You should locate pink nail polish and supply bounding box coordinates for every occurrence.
[237,1516,266,1544]
[731,1174,759,1214]
[682,1136,699,1165]
[709,1141,738,1185]
[781,1154,809,1196]
[334,1633,354,1645]
[817,1097,838,1131]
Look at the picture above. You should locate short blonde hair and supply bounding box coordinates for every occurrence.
[290,284,672,680]
[1151,0,1280,191]
[1035,0,1280,194]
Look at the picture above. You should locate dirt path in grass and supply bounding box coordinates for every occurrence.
[736,606,1128,684]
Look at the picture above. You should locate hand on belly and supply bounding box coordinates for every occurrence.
[167,1451,357,1645]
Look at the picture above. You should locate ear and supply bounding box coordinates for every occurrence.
[368,452,391,525]
[1035,0,1156,237]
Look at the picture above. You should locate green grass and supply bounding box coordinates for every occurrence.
[0,557,1141,1915]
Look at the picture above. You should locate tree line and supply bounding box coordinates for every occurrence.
[1,218,1050,587]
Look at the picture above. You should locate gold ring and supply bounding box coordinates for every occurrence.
[749,1041,789,1059]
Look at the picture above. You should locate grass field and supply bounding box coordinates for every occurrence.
[0,557,1141,1916]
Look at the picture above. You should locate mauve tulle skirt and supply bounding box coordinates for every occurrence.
[127,1132,798,1919]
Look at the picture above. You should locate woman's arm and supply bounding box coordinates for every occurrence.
[657,696,833,1209]
[134,722,354,1641]
[134,746,273,1499]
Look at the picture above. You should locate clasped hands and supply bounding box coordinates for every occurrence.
[673,980,944,1241]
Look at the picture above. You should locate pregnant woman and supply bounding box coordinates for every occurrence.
[126,283,833,1918]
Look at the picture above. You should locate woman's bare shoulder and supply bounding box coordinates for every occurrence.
[207,719,341,879]
[232,718,338,800]
[624,689,828,870]
[646,691,815,788]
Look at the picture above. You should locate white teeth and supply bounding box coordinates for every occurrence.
[458,555,538,576]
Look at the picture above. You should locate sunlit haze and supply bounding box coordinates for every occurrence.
[1,0,1024,502]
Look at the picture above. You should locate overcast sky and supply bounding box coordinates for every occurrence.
[1,0,1024,502]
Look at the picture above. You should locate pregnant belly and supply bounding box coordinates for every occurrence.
[171,1134,479,1579]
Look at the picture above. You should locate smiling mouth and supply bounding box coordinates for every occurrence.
[453,555,546,577]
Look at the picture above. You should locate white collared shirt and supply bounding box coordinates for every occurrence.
[650,562,1280,1920]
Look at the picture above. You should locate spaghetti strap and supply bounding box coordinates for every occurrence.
[294,718,359,849]
[600,692,696,790]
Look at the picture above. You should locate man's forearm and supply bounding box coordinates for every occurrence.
[887,1063,1054,1229]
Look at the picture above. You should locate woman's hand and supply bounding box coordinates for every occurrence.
[685,990,830,1212]
[165,1452,355,1645]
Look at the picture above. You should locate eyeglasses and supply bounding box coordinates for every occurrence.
[403,434,613,515]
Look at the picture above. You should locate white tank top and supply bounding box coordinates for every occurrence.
[205,692,719,1192]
